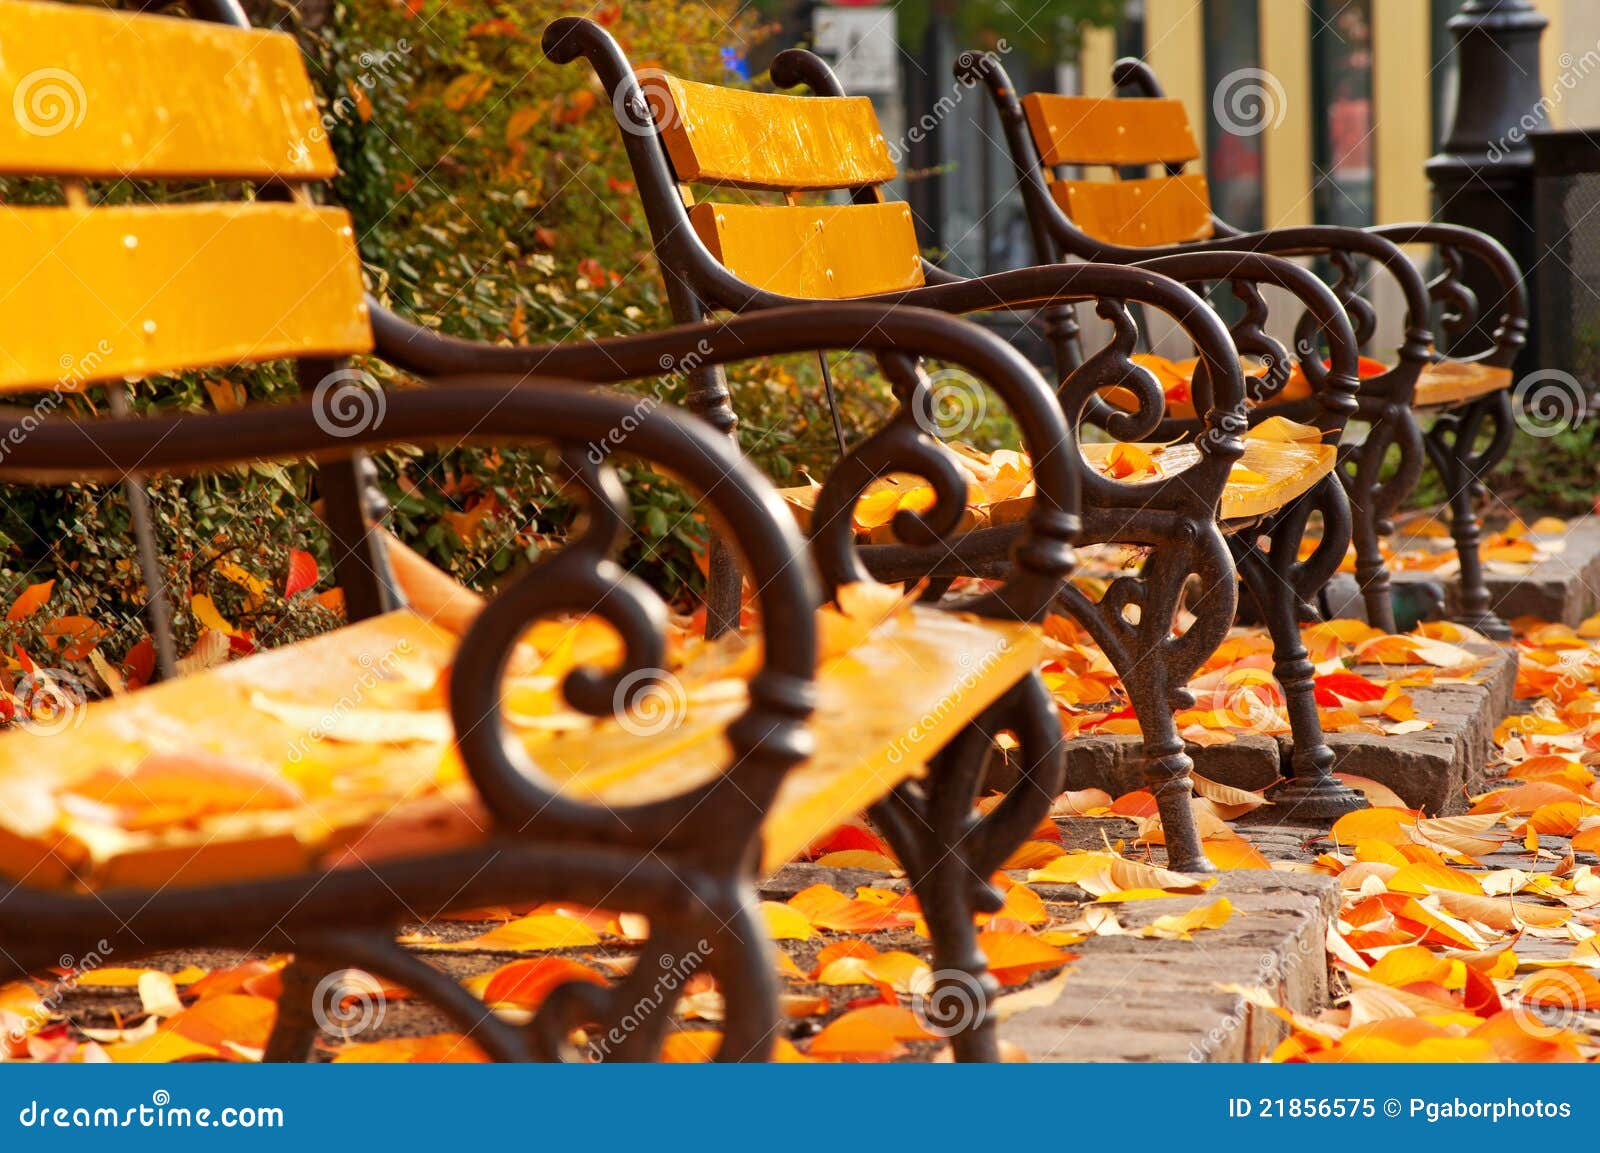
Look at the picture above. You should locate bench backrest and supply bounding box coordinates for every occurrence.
[1018,93,1214,248]
[648,75,922,298]
[0,0,371,392]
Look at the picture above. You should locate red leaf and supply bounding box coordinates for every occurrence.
[1314,670,1386,706]
[284,550,319,598]
[121,639,156,687]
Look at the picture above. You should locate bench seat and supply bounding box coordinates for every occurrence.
[0,605,1043,892]
[1109,357,1511,422]
[780,417,1334,531]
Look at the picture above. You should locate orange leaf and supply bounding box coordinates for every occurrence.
[979,931,1076,986]
[1331,806,1415,846]
[807,1004,930,1060]
[167,993,276,1052]
[760,901,813,941]
[1203,838,1272,870]
[1520,967,1600,1011]
[1521,801,1587,836]
[6,580,53,622]
[463,914,601,951]
[332,1034,486,1063]
[1364,946,1451,988]
[284,550,319,597]
[481,958,605,1009]
[1386,860,1483,896]
[41,615,104,661]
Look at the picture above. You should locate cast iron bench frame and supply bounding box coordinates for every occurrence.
[960,51,1529,641]
[0,0,1081,1063]
[546,17,1375,845]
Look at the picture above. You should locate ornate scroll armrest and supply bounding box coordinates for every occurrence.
[0,386,821,852]
[1368,223,1528,368]
[1131,251,1362,441]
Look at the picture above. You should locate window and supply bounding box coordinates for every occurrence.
[1311,0,1374,226]
[1203,0,1264,229]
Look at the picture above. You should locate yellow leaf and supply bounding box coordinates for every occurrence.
[1386,860,1484,896]
[1140,897,1233,940]
[759,901,812,941]
[462,914,601,951]
[190,594,243,638]
[814,850,898,872]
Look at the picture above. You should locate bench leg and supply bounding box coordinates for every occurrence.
[1339,404,1423,635]
[261,957,327,1063]
[1234,476,1368,821]
[1059,521,1237,874]
[870,674,1064,1061]
[1423,391,1514,640]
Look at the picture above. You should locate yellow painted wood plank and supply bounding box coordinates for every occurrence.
[655,75,896,190]
[1413,362,1512,408]
[1374,0,1434,226]
[0,0,335,181]
[1049,173,1214,246]
[1002,420,1335,524]
[1022,94,1200,167]
[0,605,1043,890]
[689,200,923,298]
[1143,0,1207,172]
[1260,1,1314,228]
[0,612,458,892]
[1079,27,1119,100]
[1534,0,1565,129]
[0,204,371,391]
[522,609,1043,872]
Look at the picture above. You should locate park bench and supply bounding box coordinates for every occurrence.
[545,16,1373,844]
[0,0,1080,1061]
[957,52,1529,641]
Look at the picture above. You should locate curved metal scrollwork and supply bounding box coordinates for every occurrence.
[1226,278,1293,406]
[1429,244,1481,350]
[1071,299,1164,441]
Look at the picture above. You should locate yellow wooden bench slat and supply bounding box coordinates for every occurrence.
[1112,361,1511,424]
[0,204,371,391]
[1413,361,1512,408]
[689,201,923,299]
[1074,423,1335,522]
[654,75,896,190]
[0,607,1043,890]
[1048,173,1215,247]
[1020,93,1201,168]
[0,0,335,181]
[778,421,1332,532]
[987,419,1335,525]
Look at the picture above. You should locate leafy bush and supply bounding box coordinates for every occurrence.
[1,0,904,703]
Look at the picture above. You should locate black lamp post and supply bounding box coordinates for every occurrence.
[1427,0,1547,364]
